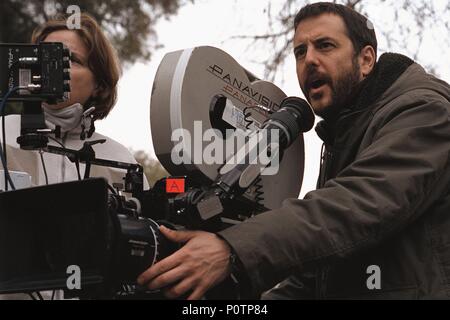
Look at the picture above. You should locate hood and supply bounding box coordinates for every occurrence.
[377,57,450,107]
[315,53,450,144]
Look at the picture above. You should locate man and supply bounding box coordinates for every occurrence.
[138,2,450,299]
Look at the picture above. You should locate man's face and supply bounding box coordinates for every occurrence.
[294,13,363,119]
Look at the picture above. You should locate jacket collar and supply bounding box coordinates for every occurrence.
[43,103,96,140]
[315,53,414,145]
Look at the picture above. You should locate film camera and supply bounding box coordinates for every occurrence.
[0,45,313,299]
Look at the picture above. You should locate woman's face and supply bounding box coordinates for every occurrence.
[43,30,97,110]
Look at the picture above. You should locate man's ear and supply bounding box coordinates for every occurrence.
[358,45,376,78]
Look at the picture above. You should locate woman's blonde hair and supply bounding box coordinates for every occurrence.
[32,13,121,120]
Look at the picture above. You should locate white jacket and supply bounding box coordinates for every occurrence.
[0,108,148,300]
[2,114,144,188]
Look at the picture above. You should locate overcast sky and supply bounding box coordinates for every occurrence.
[95,0,450,197]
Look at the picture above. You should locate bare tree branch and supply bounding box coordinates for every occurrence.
[228,0,450,80]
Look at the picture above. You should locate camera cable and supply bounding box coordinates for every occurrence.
[39,150,49,185]
[0,86,29,191]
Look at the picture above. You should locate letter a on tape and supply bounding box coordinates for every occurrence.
[166,178,185,194]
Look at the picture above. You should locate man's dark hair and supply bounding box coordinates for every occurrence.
[294,2,377,59]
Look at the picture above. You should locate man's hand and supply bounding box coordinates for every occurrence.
[137,226,232,300]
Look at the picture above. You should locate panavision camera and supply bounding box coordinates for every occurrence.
[0,45,313,299]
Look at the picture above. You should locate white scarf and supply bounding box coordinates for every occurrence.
[43,104,95,138]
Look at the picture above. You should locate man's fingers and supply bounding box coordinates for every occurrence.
[137,250,183,285]
[163,277,197,299]
[147,266,187,291]
[159,225,197,243]
[187,284,207,301]
[137,229,229,300]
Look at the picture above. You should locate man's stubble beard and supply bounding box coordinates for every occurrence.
[316,56,362,122]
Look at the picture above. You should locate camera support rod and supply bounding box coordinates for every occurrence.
[44,142,144,198]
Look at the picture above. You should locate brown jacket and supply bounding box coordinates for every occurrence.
[219,53,450,299]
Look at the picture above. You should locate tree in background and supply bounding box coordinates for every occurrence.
[0,0,192,175]
[0,0,192,64]
[230,0,450,80]
[133,150,169,187]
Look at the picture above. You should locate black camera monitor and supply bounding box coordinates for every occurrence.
[0,178,112,294]
[0,42,71,104]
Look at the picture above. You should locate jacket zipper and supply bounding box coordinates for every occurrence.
[319,147,333,188]
[316,266,331,299]
[317,146,333,298]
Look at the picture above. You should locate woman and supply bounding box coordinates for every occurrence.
[1,13,148,300]
[2,13,146,188]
